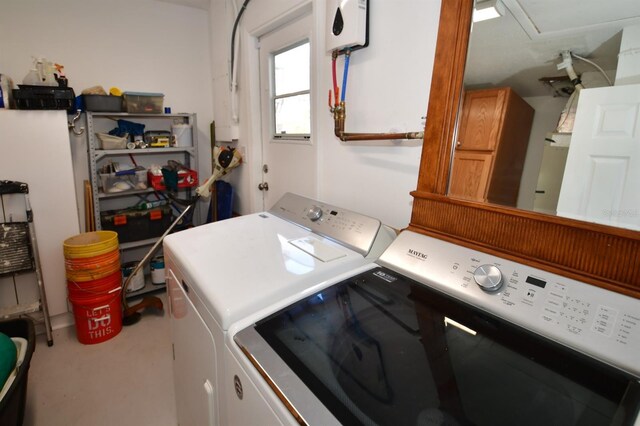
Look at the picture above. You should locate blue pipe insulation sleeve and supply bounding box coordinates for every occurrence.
[341,54,351,103]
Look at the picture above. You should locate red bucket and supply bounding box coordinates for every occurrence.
[69,289,122,345]
[67,271,122,300]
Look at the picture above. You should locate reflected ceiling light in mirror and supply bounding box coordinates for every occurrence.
[473,0,505,23]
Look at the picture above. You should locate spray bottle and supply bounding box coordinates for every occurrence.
[22,57,57,86]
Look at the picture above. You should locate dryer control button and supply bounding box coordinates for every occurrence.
[474,264,504,292]
[307,206,323,221]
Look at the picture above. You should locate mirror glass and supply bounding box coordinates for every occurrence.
[449,0,640,231]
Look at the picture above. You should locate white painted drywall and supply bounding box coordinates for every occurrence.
[518,96,567,210]
[0,111,80,317]
[216,0,440,229]
[616,24,640,86]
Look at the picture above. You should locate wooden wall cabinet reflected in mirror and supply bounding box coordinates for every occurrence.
[450,87,533,206]
[410,0,640,298]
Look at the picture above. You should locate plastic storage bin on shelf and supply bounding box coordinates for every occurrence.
[83,95,122,112]
[122,92,164,114]
[148,169,198,191]
[100,168,148,193]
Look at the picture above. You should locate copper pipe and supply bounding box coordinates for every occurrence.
[333,101,424,142]
[339,131,424,141]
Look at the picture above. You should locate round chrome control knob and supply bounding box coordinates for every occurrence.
[473,264,503,292]
[307,206,323,221]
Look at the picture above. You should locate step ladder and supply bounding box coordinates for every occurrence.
[0,180,53,346]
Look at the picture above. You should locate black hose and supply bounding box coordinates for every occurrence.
[231,0,251,83]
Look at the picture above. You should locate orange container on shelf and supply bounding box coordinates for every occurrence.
[147,169,198,191]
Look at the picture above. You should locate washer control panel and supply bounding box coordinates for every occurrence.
[379,230,640,377]
[269,193,382,256]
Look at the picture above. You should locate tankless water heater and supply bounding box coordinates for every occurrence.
[326,0,369,52]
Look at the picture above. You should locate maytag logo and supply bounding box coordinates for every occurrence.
[373,270,397,283]
[407,248,428,261]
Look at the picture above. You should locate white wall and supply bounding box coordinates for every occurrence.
[518,95,566,210]
[317,1,440,229]
[215,0,441,229]
[616,24,640,86]
[0,0,214,198]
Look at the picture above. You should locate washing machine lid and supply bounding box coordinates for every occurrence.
[236,266,640,426]
[164,212,369,330]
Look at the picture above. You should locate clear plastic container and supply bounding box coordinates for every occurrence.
[122,92,164,114]
[99,168,148,193]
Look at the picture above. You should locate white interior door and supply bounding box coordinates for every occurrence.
[557,84,640,230]
[258,13,317,210]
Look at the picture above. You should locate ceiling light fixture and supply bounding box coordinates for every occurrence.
[473,0,505,23]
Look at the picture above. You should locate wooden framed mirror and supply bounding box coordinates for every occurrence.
[409,0,640,298]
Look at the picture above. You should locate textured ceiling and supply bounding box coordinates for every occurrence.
[466,0,640,97]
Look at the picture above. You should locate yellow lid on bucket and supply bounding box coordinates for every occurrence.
[63,231,119,259]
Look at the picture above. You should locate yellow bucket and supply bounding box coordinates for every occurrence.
[63,231,119,259]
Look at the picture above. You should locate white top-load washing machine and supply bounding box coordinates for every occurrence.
[163,193,396,426]
[231,230,640,426]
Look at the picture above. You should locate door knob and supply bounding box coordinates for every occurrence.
[258,182,269,191]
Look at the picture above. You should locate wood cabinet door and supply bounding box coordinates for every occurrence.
[456,88,506,151]
[449,152,494,201]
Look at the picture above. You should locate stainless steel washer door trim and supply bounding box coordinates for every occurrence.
[234,327,342,426]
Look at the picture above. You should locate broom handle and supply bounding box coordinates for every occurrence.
[122,198,198,300]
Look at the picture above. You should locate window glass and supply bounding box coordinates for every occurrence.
[275,94,310,136]
[274,42,310,96]
[272,41,310,138]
